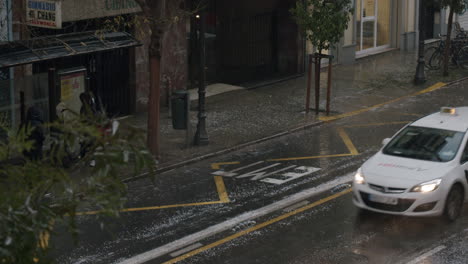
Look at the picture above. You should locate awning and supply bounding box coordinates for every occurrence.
[0,31,141,68]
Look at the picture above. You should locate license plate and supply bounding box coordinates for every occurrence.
[368,194,398,205]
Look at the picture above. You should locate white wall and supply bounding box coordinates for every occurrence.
[459,13,468,30]
[406,0,415,32]
[0,0,7,41]
[344,13,354,46]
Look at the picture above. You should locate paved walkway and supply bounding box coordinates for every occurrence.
[122,50,468,171]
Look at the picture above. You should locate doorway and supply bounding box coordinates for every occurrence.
[356,0,392,55]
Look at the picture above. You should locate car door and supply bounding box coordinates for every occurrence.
[458,140,468,199]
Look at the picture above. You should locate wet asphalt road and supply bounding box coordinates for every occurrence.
[53,79,468,264]
[169,195,468,264]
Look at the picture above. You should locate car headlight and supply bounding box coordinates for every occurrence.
[410,179,442,193]
[354,168,365,184]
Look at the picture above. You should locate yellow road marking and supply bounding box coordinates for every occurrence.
[38,230,50,249]
[214,176,230,203]
[77,201,227,216]
[163,188,353,264]
[39,220,54,249]
[337,127,359,155]
[319,82,446,122]
[343,121,410,128]
[269,153,354,162]
[32,219,56,264]
[398,113,422,117]
[269,127,359,161]
[211,162,240,170]
[77,176,230,216]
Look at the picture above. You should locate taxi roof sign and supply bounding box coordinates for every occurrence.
[441,107,457,115]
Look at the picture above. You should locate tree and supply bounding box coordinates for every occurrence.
[0,111,156,263]
[291,0,353,57]
[438,0,468,76]
[290,0,353,114]
[132,0,191,158]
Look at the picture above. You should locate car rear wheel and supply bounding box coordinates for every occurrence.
[443,184,464,222]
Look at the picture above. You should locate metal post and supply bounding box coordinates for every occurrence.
[6,0,15,127]
[48,68,57,122]
[305,54,312,113]
[189,2,198,90]
[414,0,426,85]
[185,93,191,148]
[326,56,333,115]
[314,53,321,115]
[194,10,209,145]
[20,91,25,124]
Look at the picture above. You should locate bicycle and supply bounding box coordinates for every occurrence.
[425,33,468,70]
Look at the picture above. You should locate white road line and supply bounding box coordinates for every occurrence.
[212,161,264,177]
[116,173,354,264]
[169,243,203,258]
[236,163,281,178]
[251,165,297,180]
[406,245,446,264]
[230,161,264,172]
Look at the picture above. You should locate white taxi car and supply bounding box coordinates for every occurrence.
[353,107,468,221]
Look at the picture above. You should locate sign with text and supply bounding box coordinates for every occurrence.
[61,0,141,22]
[212,161,321,185]
[26,0,62,29]
[59,68,86,119]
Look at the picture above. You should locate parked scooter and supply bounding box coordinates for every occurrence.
[49,92,120,168]
[79,91,120,167]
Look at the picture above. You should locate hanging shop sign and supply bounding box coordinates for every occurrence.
[61,0,141,22]
[26,0,141,29]
[26,0,62,29]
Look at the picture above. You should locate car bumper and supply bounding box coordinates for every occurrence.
[352,183,444,217]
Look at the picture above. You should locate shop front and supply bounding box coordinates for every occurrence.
[20,0,142,118]
[0,31,140,126]
[355,0,393,56]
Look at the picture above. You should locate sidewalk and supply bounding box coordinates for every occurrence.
[123,50,468,171]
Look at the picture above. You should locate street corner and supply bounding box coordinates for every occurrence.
[76,175,231,216]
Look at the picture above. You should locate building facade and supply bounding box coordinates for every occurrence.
[0,0,148,126]
[195,0,305,85]
[317,0,450,65]
[0,0,14,125]
[0,0,458,129]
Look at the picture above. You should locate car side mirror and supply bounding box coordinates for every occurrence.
[382,138,391,146]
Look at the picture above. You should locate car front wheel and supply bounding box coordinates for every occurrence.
[443,184,464,222]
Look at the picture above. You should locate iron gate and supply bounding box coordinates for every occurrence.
[217,12,277,84]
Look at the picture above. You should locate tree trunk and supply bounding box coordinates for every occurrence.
[134,0,166,158]
[147,55,161,158]
[443,8,454,76]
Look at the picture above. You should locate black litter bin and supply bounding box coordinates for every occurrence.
[171,90,189,130]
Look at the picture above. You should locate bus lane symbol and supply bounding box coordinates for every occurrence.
[212,162,321,185]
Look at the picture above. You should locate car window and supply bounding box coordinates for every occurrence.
[460,141,468,164]
[383,126,465,162]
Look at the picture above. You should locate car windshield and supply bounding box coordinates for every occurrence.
[383,126,465,162]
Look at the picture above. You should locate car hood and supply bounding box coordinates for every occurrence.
[361,152,454,188]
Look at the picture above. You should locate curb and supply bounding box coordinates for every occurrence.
[123,76,468,183]
[444,76,468,86]
[123,119,325,182]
